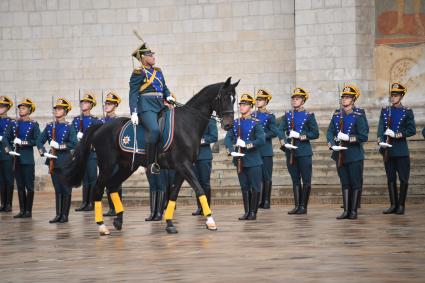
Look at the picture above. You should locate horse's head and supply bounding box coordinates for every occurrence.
[214,77,239,131]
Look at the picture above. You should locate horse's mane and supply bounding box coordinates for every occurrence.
[185,82,223,106]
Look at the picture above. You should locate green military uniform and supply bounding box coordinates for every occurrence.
[279,88,319,215]
[377,83,416,215]
[326,85,369,220]
[0,96,14,212]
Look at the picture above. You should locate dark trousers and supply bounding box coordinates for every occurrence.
[0,159,14,190]
[287,155,312,186]
[384,156,410,184]
[51,168,72,196]
[336,160,363,191]
[15,163,35,193]
[238,166,262,193]
[147,170,167,192]
[83,157,97,187]
[261,156,273,182]
[193,159,212,194]
[140,111,160,144]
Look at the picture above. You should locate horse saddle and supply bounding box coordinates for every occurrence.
[119,109,175,155]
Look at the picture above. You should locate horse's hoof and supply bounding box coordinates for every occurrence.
[166,226,178,234]
[206,222,218,231]
[99,224,110,236]
[113,218,122,231]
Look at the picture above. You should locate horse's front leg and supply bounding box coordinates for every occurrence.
[93,173,110,236]
[164,172,184,234]
[176,162,217,231]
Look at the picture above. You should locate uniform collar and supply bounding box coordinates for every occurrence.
[258,107,267,113]
[293,106,304,112]
[106,113,116,118]
[392,103,403,108]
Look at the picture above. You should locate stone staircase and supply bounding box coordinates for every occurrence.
[120,125,425,206]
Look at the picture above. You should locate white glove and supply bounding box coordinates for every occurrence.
[284,143,298,149]
[131,112,139,125]
[166,96,176,105]
[49,140,60,149]
[43,153,57,159]
[236,138,246,148]
[0,136,2,142]
[337,132,350,141]
[13,137,22,145]
[77,132,84,140]
[8,151,20,156]
[231,152,245,157]
[289,130,300,139]
[384,128,395,138]
[379,142,393,148]
[200,138,205,144]
[331,145,348,151]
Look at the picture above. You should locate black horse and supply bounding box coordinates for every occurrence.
[64,77,238,235]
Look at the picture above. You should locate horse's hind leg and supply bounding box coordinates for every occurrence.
[163,172,184,234]
[175,162,217,231]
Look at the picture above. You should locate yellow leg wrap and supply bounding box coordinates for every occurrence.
[95,201,103,223]
[199,195,212,216]
[164,200,176,220]
[110,192,124,213]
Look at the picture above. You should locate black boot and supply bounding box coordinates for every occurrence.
[146,143,160,175]
[103,191,116,216]
[0,185,6,212]
[259,182,265,208]
[59,194,72,223]
[75,185,88,211]
[153,191,165,221]
[83,185,94,211]
[247,191,260,220]
[288,184,301,214]
[396,183,408,215]
[4,185,13,212]
[13,190,26,218]
[297,184,311,214]
[145,191,156,221]
[22,191,34,218]
[336,188,350,220]
[238,191,250,220]
[383,181,398,214]
[49,194,62,223]
[348,190,360,220]
[262,181,272,209]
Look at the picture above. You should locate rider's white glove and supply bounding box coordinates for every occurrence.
[13,137,22,145]
[49,140,60,149]
[44,152,57,159]
[131,112,139,125]
[284,143,298,149]
[331,145,347,151]
[337,132,350,141]
[0,136,2,142]
[289,130,300,139]
[230,152,245,157]
[77,132,83,140]
[166,96,176,105]
[384,128,395,138]
[8,151,20,156]
[236,138,246,148]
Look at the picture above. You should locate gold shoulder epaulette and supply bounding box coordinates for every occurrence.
[154,67,162,72]
[133,68,142,75]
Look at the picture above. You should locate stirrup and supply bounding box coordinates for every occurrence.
[150,163,160,175]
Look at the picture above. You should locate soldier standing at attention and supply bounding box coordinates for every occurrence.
[100,91,123,217]
[37,98,77,223]
[252,89,281,209]
[4,98,40,218]
[378,83,416,215]
[0,96,15,213]
[225,93,265,221]
[279,88,319,215]
[73,92,101,212]
[327,85,369,220]
[192,118,218,216]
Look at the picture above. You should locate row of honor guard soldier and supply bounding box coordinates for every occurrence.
[37,98,77,223]
[73,92,101,212]
[3,98,40,218]
[129,38,175,175]
[327,85,369,220]
[377,83,416,215]
[279,88,319,215]
[0,96,15,213]
[99,92,123,217]
[225,93,265,221]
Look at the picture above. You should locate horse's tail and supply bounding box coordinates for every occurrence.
[63,124,103,188]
